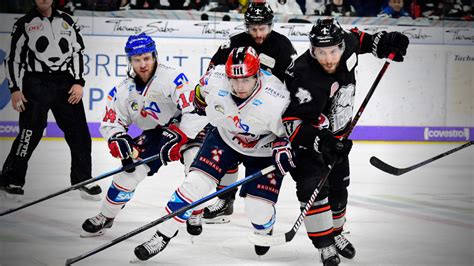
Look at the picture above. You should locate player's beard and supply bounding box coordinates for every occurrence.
[322,62,339,74]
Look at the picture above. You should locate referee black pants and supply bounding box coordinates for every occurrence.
[1,72,92,187]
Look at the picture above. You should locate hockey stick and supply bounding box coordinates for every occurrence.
[65,165,275,265]
[370,141,473,176]
[0,155,153,216]
[249,53,396,247]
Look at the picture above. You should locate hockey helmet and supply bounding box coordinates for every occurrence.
[225,46,260,79]
[309,18,345,48]
[244,1,274,25]
[125,33,157,58]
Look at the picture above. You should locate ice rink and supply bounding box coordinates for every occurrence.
[0,139,473,266]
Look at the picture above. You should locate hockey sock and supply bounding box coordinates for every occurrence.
[157,171,215,237]
[302,197,335,248]
[100,164,149,218]
[244,196,275,233]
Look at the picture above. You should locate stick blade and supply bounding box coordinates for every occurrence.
[247,232,286,247]
[369,156,403,176]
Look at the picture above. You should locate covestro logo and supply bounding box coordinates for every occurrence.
[424,127,470,141]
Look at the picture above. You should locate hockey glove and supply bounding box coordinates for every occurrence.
[373,31,409,62]
[159,124,189,165]
[272,137,296,177]
[313,129,353,164]
[193,84,207,116]
[108,132,134,159]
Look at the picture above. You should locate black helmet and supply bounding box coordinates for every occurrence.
[309,18,345,47]
[244,2,274,25]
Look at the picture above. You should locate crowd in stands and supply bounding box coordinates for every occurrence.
[1,0,472,20]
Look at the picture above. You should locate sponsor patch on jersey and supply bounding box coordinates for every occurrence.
[27,23,43,32]
[60,30,71,36]
[107,87,117,101]
[330,82,339,98]
[131,101,139,111]
[174,73,189,89]
[218,90,229,97]
[264,87,285,99]
[346,53,357,72]
[252,99,263,106]
[62,22,69,30]
[259,53,276,69]
[215,105,225,114]
[295,87,312,104]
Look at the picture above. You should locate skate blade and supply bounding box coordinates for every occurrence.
[4,192,23,203]
[130,257,148,264]
[80,229,106,238]
[203,216,230,224]
[80,191,101,201]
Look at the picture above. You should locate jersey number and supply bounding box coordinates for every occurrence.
[178,91,195,109]
[103,107,116,123]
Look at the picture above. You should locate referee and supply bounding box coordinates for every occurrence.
[0,0,101,201]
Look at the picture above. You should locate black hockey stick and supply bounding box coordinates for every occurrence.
[249,53,396,247]
[370,141,473,176]
[65,165,275,265]
[0,155,154,216]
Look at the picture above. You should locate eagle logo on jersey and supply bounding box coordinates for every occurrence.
[295,88,312,104]
[329,84,355,133]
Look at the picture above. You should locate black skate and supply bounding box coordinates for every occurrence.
[79,183,102,201]
[203,198,234,224]
[80,213,114,237]
[134,231,177,261]
[1,184,24,202]
[186,211,203,236]
[320,245,340,266]
[334,233,356,259]
[254,229,273,256]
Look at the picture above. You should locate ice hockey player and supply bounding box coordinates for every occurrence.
[197,0,297,227]
[133,46,295,261]
[80,33,206,237]
[282,18,409,265]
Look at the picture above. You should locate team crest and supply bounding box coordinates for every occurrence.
[211,149,223,162]
[131,101,139,111]
[295,88,312,104]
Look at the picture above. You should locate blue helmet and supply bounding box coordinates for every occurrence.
[124,33,157,57]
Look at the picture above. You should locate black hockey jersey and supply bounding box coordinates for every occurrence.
[209,31,297,82]
[283,28,380,149]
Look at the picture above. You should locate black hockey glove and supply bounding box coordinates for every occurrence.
[158,124,189,165]
[108,132,134,159]
[373,31,409,62]
[313,129,353,164]
[272,137,296,177]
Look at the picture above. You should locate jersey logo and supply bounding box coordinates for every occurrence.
[107,87,117,101]
[252,99,263,106]
[141,101,161,120]
[295,88,312,104]
[259,53,276,68]
[229,115,250,132]
[174,73,189,89]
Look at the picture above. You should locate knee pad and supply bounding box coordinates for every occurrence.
[329,187,348,212]
[166,171,215,222]
[244,196,275,231]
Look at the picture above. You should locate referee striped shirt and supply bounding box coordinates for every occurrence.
[5,7,85,93]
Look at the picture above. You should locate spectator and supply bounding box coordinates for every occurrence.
[305,0,326,15]
[324,0,357,16]
[1,0,101,201]
[378,0,410,18]
[267,0,303,15]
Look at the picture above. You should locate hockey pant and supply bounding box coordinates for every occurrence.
[1,72,91,187]
[100,146,200,218]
